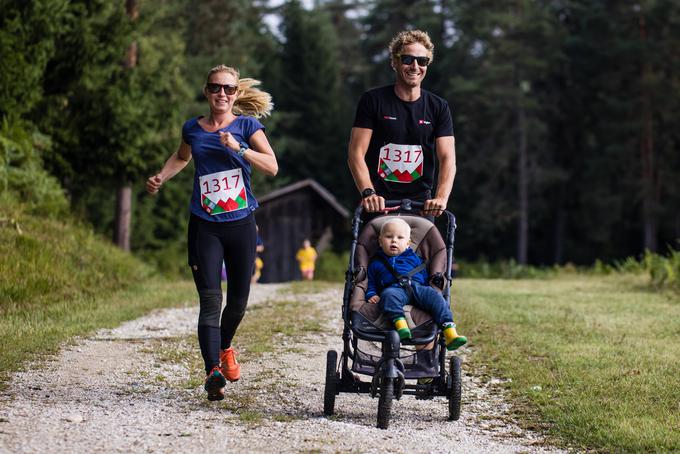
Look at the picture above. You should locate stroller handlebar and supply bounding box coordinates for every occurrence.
[383,199,424,211]
[354,198,425,215]
[354,199,454,218]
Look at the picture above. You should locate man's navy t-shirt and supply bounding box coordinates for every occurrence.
[353,85,454,201]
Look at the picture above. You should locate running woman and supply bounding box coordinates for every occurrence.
[146,65,278,401]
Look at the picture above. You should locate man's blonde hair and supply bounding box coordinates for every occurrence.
[388,30,435,65]
[205,65,274,118]
[380,218,411,238]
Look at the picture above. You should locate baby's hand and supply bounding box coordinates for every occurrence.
[368,295,380,304]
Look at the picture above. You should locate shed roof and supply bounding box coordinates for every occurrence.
[258,178,350,218]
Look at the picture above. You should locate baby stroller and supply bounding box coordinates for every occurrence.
[323,199,462,429]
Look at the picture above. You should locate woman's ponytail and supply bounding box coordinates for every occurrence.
[234,78,273,119]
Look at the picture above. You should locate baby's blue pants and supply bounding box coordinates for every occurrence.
[378,282,454,326]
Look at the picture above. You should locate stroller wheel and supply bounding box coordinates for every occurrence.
[323,350,338,416]
[448,356,462,421]
[377,376,394,429]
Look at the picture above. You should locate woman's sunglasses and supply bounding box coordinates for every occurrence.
[398,54,431,67]
[206,83,238,95]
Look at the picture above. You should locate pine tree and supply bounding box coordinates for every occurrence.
[0,0,72,216]
[553,1,680,260]
[273,0,353,201]
[448,0,561,263]
[0,0,68,119]
[34,0,190,250]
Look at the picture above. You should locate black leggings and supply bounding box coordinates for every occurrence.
[188,213,256,373]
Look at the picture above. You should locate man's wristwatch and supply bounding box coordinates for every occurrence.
[238,142,248,157]
[361,188,376,199]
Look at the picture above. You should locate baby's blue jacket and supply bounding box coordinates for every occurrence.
[365,248,429,299]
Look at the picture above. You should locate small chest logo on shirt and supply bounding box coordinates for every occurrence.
[383,115,398,120]
[418,119,431,125]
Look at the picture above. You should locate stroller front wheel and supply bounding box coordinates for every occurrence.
[447,356,462,421]
[323,350,338,416]
[377,376,394,429]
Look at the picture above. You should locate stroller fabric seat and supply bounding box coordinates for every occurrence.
[350,214,448,344]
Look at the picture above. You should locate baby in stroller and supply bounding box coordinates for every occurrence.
[324,200,465,428]
[366,218,467,350]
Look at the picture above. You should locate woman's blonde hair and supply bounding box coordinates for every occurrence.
[388,30,435,65]
[205,65,274,118]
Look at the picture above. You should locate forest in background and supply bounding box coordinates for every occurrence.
[1,0,679,273]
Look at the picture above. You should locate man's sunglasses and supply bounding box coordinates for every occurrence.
[398,54,431,67]
[206,83,238,95]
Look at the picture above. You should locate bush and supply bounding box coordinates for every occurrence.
[594,248,680,291]
[643,249,680,290]
[137,242,191,279]
[0,117,68,218]
[315,250,349,282]
[456,259,556,279]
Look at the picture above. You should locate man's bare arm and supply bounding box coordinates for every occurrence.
[348,127,385,212]
[347,127,374,192]
[424,135,456,216]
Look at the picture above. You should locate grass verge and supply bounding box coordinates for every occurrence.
[0,278,196,387]
[0,209,196,386]
[456,274,680,451]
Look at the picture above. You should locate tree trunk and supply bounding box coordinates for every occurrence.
[113,0,138,250]
[315,226,333,256]
[641,117,657,252]
[514,2,529,265]
[114,185,132,251]
[639,12,658,253]
[517,102,529,264]
[516,79,529,265]
[553,207,565,265]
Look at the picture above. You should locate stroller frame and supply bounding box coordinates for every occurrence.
[323,199,462,429]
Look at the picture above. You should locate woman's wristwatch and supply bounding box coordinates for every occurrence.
[238,142,248,157]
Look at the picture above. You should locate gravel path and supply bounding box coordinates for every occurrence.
[0,283,564,453]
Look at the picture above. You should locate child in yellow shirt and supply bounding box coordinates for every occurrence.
[296,239,318,280]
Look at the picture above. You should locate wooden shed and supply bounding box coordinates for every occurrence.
[255,179,350,283]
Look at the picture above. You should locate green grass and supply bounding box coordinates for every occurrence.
[0,208,196,385]
[1,213,152,308]
[456,274,680,452]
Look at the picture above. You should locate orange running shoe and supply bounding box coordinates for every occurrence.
[219,347,241,382]
[204,366,226,401]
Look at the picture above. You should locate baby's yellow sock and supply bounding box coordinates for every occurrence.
[394,317,412,340]
[442,323,467,351]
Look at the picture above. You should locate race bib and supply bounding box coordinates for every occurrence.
[199,168,248,215]
[377,143,424,183]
